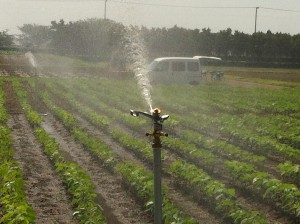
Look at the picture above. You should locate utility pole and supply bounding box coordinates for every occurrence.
[255,7,259,33]
[104,0,108,19]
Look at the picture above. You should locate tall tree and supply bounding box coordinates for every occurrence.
[198,28,214,56]
[214,28,232,57]
[18,24,51,49]
[231,31,251,58]
[0,30,14,48]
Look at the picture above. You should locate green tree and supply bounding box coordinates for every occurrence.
[231,31,251,58]
[198,28,214,55]
[0,30,14,48]
[214,28,232,57]
[275,33,292,59]
[291,34,300,59]
[49,18,124,61]
[18,24,51,49]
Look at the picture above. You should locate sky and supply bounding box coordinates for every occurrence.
[1,0,300,35]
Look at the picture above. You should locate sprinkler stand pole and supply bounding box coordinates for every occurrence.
[153,136,162,224]
[34,68,39,111]
[130,108,169,224]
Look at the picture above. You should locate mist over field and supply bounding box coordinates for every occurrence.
[0,3,300,223]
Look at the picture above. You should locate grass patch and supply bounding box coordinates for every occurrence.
[226,74,300,87]
[35,53,108,68]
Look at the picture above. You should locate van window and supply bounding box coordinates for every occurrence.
[187,62,199,71]
[156,61,169,71]
[172,61,185,71]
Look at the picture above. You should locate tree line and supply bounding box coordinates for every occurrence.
[1,18,300,67]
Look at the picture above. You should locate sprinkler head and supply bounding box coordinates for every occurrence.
[130,107,169,141]
[130,110,139,117]
[161,115,169,121]
[152,108,161,114]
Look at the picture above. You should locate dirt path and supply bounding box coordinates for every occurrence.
[74,115,222,224]
[4,81,77,224]
[74,111,291,224]
[49,82,296,223]
[41,114,153,224]
[7,114,77,224]
[3,81,23,114]
[111,124,290,224]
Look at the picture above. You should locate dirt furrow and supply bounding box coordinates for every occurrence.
[41,114,152,224]
[8,114,77,224]
[74,115,222,224]
[75,114,292,224]
[44,83,290,223]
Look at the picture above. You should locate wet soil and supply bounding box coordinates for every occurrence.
[41,114,153,224]
[74,115,222,224]
[4,80,77,224]
[41,85,222,223]
[47,83,292,224]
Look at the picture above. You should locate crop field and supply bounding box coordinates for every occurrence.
[0,65,300,223]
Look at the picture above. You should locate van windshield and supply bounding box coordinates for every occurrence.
[148,61,169,71]
[147,61,158,71]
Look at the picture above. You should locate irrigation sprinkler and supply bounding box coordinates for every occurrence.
[130,108,169,224]
[33,67,39,111]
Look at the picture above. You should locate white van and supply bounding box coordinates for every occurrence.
[147,56,221,84]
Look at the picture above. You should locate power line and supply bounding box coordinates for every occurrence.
[19,0,300,13]
[260,7,300,13]
[110,1,256,9]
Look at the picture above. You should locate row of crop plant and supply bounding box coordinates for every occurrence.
[39,78,276,223]
[38,82,156,164]
[57,78,300,153]
[231,113,300,150]
[40,79,272,224]
[157,107,300,175]
[148,83,300,148]
[35,83,198,224]
[163,135,300,220]
[45,78,300,221]
[154,93,300,163]
[226,161,300,221]
[43,79,147,131]
[166,113,300,185]
[56,77,300,188]
[151,83,300,116]
[60,77,299,164]
[52,78,298,165]
[11,79,107,223]
[0,79,36,223]
[45,78,299,186]
[58,78,300,123]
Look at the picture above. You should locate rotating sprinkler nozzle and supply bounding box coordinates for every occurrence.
[130,108,169,142]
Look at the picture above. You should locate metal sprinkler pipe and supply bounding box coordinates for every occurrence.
[33,67,39,111]
[130,108,169,224]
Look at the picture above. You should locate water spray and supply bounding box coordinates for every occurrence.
[25,52,47,116]
[123,27,153,112]
[130,107,169,224]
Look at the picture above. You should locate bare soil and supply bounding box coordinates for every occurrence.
[4,80,152,224]
[2,71,297,223]
[41,114,153,224]
[41,84,223,223]
[74,115,222,224]
[4,81,77,224]
[47,85,291,224]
